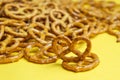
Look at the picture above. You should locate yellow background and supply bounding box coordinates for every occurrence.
[0,0,120,80]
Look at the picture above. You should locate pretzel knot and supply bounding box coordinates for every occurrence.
[24,43,57,64]
[4,3,38,20]
[28,23,56,44]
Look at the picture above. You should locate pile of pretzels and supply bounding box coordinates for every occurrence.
[0,0,119,72]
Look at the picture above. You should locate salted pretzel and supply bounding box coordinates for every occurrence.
[28,23,56,44]
[0,47,24,64]
[4,3,38,20]
[0,34,20,54]
[61,36,99,72]
[62,53,99,72]
[32,14,50,30]
[50,9,69,21]
[66,22,89,39]
[52,35,80,62]
[43,2,58,14]
[24,43,57,64]
[3,20,28,37]
[0,34,13,54]
[51,21,67,35]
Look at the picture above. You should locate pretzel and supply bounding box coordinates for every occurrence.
[0,34,13,54]
[62,53,99,72]
[50,9,69,21]
[93,22,108,35]
[43,2,58,14]
[32,14,50,30]
[4,3,38,20]
[0,34,20,54]
[108,23,120,42]
[52,35,79,62]
[24,43,57,64]
[0,48,24,64]
[51,21,67,35]
[28,23,56,44]
[66,22,89,39]
[3,20,28,37]
[70,36,91,60]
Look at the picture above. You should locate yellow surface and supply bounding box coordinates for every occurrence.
[0,1,120,80]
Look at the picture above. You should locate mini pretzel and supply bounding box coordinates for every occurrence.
[108,23,120,42]
[51,21,67,35]
[66,22,92,39]
[43,2,58,14]
[24,43,57,64]
[52,35,79,62]
[0,34,20,54]
[0,48,24,64]
[70,36,91,60]
[32,14,50,30]
[3,20,27,37]
[4,3,38,20]
[28,23,56,44]
[0,34,13,54]
[62,53,100,72]
[92,22,108,35]
[50,9,69,21]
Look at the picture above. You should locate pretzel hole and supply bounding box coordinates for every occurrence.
[45,3,56,10]
[8,6,18,11]
[75,40,87,53]
[7,41,15,47]
[34,25,45,31]
[56,24,66,32]
[29,47,40,53]
[35,18,46,24]
[45,36,54,42]
[57,40,69,47]
[8,52,19,57]
[28,47,40,56]
[65,52,78,57]
[15,13,24,16]
[68,62,77,66]
[53,12,64,19]
[0,35,7,41]
[23,8,34,14]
